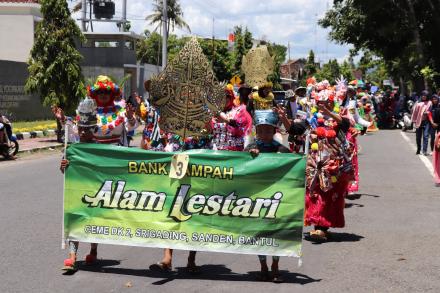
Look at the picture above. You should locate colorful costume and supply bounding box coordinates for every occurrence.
[211,86,252,151]
[364,103,379,132]
[304,121,355,230]
[304,79,356,239]
[433,132,440,185]
[87,75,137,145]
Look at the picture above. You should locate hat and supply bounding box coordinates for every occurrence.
[254,110,279,127]
[76,98,97,127]
[87,75,121,105]
[285,89,295,99]
[294,87,307,97]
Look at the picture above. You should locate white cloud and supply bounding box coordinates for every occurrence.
[70,0,352,63]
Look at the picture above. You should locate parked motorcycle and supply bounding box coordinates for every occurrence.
[397,100,414,131]
[0,115,19,159]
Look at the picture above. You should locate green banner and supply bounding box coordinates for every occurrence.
[64,143,306,257]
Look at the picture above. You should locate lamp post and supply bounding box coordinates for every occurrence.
[162,0,168,70]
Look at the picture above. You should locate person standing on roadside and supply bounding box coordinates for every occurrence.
[432,94,440,186]
[411,90,432,155]
[428,95,440,152]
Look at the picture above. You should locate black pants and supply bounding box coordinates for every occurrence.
[4,123,12,139]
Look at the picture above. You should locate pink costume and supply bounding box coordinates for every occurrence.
[433,132,440,184]
[411,101,432,128]
[211,104,252,151]
[346,131,359,193]
[340,107,360,194]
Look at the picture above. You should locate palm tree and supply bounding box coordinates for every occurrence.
[146,0,191,36]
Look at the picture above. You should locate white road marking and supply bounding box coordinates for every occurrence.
[400,131,434,176]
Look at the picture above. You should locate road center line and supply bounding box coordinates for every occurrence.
[400,131,434,177]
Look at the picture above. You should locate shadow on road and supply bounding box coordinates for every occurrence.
[345,193,380,200]
[77,262,321,285]
[150,265,321,285]
[345,203,364,208]
[304,232,364,245]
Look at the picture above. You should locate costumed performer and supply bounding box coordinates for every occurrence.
[147,38,226,274]
[336,81,364,195]
[87,75,137,145]
[304,84,355,241]
[60,98,99,272]
[210,84,253,151]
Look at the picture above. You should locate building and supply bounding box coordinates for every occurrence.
[280,58,307,81]
[0,1,159,120]
[0,0,41,63]
[78,32,160,98]
[0,0,50,120]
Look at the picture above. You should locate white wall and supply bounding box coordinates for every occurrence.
[0,15,36,63]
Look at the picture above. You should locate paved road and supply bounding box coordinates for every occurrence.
[1,130,439,293]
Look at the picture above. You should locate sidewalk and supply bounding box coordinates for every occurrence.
[18,136,63,153]
[17,131,144,153]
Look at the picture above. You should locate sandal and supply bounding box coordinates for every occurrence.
[85,253,97,265]
[310,229,328,241]
[62,258,77,272]
[149,262,172,272]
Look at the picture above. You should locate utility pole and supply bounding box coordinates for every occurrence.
[89,0,93,32]
[162,0,168,70]
[287,41,291,78]
[121,0,127,32]
[81,0,87,31]
[212,17,215,65]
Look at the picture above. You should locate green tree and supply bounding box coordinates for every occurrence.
[231,26,246,76]
[266,43,287,90]
[136,30,162,65]
[319,0,440,92]
[199,39,232,82]
[146,0,191,36]
[136,30,184,66]
[304,50,318,78]
[340,60,355,81]
[316,59,340,84]
[243,27,253,51]
[25,0,85,114]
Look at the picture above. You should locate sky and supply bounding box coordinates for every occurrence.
[70,0,352,64]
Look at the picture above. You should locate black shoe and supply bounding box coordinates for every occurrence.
[416,151,420,155]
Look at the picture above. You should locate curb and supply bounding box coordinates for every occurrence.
[14,129,56,140]
[18,143,64,154]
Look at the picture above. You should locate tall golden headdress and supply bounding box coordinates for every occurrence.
[149,38,225,138]
[241,45,275,88]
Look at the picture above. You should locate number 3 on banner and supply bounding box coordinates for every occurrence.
[169,154,189,179]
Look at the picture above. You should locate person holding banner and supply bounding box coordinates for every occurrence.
[60,77,137,271]
[60,98,99,272]
[245,109,290,283]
